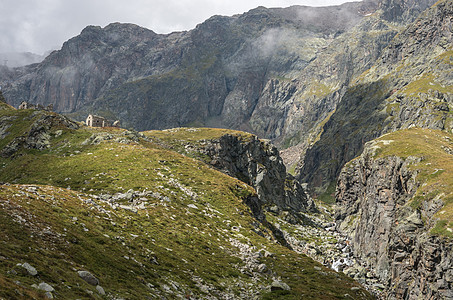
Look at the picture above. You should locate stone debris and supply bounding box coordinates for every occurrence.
[271,280,291,291]
[96,285,106,295]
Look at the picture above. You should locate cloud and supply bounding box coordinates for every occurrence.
[0,0,353,55]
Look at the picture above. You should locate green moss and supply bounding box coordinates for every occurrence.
[145,127,253,144]
[386,102,401,116]
[305,82,333,99]
[402,73,453,95]
[436,49,453,65]
[431,220,453,238]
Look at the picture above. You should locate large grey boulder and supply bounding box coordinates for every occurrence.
[78,270,99,286]
[19,262,38,276]
[38,282,54,292]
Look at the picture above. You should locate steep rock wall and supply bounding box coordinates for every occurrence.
[335,140,453,299]
[299,0,452,192]
[204,134,316,214]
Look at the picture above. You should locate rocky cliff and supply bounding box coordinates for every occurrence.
[335,128,453,299]
[299,0,452,193]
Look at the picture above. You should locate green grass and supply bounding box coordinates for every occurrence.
[143,127,255,163]
[402,73,453,96]
[304,82,333,99]
[145,127,253,144]
[0,107,372,299]
[436,49,453,65]
[317,181,337,205]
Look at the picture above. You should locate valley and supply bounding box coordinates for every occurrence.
[0,0,452,299]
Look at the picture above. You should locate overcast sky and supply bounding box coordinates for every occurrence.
[1,0,355,54]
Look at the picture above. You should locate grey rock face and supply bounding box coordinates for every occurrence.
[78,270,99,286]
[335,141,453,299]
[271,280,291,291]
[96,285,106,295]
[0,90,6,103]
[194,134,316,215]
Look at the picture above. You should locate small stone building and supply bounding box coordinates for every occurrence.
[86,114,121,128]
[86,114,108,127]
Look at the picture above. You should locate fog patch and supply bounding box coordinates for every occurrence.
[295,4,363,33]
[0,52,45,68]
[253,28,294,58]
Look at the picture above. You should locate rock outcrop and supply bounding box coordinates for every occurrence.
[148,128,317,222]
[197,134,316,215]
[335,133,453,299]
[1,110,79,157]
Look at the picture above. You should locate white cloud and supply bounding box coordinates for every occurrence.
[0,0,354,54]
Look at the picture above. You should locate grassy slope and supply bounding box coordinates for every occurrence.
[372,128,453,238]
[0,108,370,299]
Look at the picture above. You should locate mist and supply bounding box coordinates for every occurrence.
[0,52,46,68]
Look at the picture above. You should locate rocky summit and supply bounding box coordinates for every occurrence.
[0,0,452,299]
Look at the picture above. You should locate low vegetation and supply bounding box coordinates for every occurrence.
[0,106,370,299]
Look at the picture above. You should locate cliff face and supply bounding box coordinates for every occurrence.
[194,134,316,214]
[335,129,453,299]
[299,0,452,192]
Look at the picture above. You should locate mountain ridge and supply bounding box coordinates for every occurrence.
[1,1,380,128]
[299,0,452,193]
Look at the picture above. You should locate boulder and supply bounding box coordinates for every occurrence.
[78,270,99,286]
[20,262,37,276]
[38,282,54,292]
[271,280,291,291]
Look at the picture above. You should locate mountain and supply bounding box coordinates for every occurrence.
[1,0,453,298]
[1,2,379,129]
[299,0,452,193]
[0,0,438,172]
[0,103,372,299]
